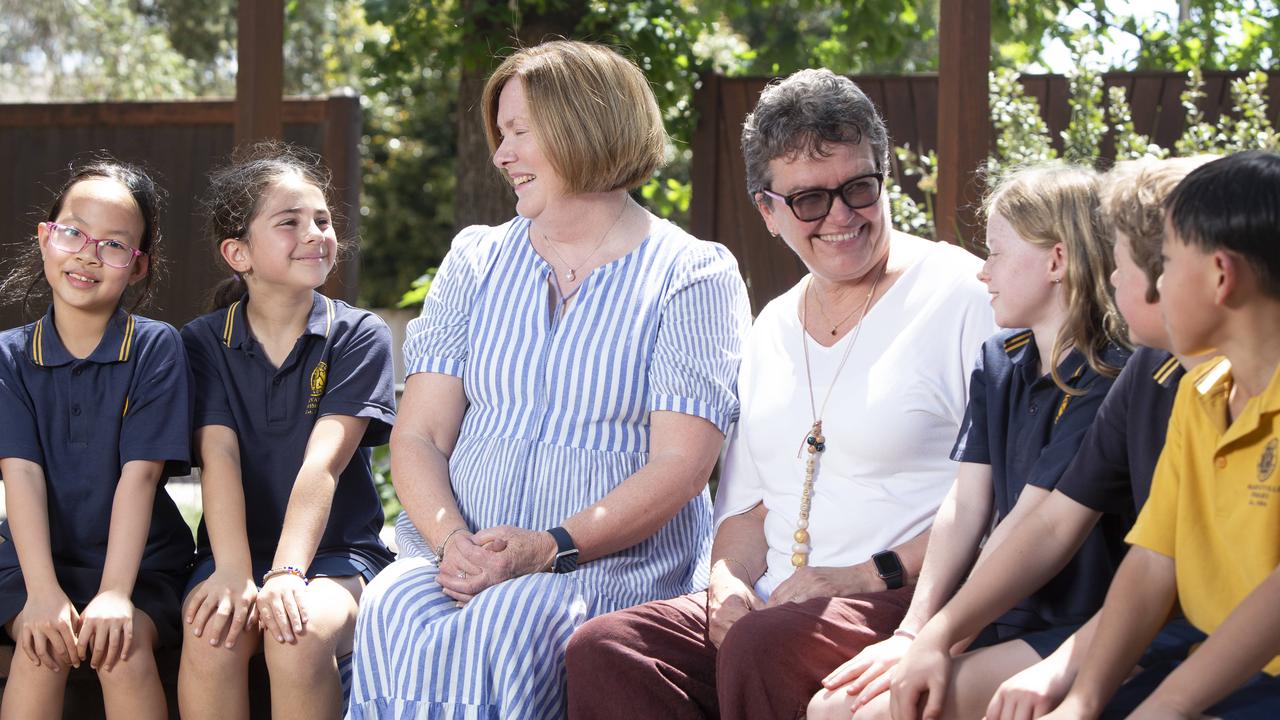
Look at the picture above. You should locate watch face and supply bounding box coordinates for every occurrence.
[873,551,902,577]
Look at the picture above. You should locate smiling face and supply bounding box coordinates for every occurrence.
[221,173,337,292]
[756,142,889,286]
[978,212,1060,329]
[1111,230,1170,349]
[491,79,568,219]
[39,177,149,316]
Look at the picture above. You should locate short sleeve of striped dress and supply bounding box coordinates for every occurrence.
[403,224,498,378]
[649,242,751,434]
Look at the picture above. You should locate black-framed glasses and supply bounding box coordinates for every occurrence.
[43,222,145,269]
[759,171,885,222]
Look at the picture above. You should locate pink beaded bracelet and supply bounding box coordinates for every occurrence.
[262,565,309,586]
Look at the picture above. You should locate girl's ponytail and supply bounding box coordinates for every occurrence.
[211,274,245,310]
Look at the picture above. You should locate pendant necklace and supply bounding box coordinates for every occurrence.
[539,197,629,283]
[793,263,884,568]
[811,286,870,336]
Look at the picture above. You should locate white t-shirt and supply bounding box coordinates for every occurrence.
[713,239,995,599]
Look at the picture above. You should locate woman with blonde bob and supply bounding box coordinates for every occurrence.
[346,40,750,718]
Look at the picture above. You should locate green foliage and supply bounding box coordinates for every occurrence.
[371,445,401,524]
[1107,86,1167,160]
[891,145,936,240]
[907,55,1277,240]
[988,67,1057,176]
[1114,0,1278,71]
[1060,36,1105,164]
[0,0,199,100]
[1224,70,1279,153]
[1175,67,1225,155]
[704,0,939,76]
[398,269,437,309]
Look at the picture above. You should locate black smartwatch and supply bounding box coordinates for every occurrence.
[547,526,579,574]
[872,550,904,590]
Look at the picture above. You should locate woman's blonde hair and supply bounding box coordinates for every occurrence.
[985,164,1127,394]
[482,40,667,194]
[1101,155,1217,303]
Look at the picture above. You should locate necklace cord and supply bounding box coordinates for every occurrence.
[538,196,630,282]
[800,261,886,428]
[789,260,886,568]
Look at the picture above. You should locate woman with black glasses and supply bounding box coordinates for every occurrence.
[566,68,997,720]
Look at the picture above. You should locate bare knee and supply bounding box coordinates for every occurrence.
[97,646,159,688]
[5,646,70,683]
[263,630,337,683]
[181,628,256,677]
[808,686,858,720]
[851,690,892,720]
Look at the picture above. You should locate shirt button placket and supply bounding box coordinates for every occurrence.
[69,364,86,443]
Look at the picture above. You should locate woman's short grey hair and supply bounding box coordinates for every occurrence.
[741,68,890,199]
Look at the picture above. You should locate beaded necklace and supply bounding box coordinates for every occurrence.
[793,264,884,568]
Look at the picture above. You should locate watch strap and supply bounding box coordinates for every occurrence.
[547,526,579,574]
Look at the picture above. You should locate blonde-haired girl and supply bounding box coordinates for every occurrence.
[810,164,1131,720]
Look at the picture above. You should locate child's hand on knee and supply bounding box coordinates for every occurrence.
[16,589,81,671]
[186,569,259,648]
[78,589,135,671]
[987,654,1075,720]
[258,572,309,644]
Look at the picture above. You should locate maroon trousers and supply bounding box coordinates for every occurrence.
[566,587,913,720]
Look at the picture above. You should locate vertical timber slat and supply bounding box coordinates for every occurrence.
[936,0,990,247]
[235,0,285,146]
[690,72,721,248]
[322,91,363,303]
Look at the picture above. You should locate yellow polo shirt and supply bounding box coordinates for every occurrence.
[1128,356,1280,675]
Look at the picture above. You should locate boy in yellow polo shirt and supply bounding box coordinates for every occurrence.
[1044,150,1280,719]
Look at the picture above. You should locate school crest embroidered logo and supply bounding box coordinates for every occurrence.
[305,361,327,414]
[1259,438,1278,482]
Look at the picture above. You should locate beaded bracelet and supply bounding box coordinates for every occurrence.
[262,565,309,586]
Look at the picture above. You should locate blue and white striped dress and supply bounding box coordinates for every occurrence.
[347,215,750,719]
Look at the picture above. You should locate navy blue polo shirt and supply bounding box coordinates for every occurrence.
[181,292,396,575]
[0,309,195,576]
[1056,347,1184,517]
[951,328,1131,632]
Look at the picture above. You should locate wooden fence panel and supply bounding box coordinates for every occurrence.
[693,70,1279,313]
[0,95,360,331]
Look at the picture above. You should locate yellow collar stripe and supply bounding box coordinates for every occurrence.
[223,300,240,347]
[32,319,43,366]
[117,315,136,362]
[1003,331,1034,354]
[1153,356,1180,385]
[122,395,129,417]
[1054,364,1088,424]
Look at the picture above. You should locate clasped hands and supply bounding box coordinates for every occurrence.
[17,587,137,673]
[435,525,558,605]
[707,562,881,648]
